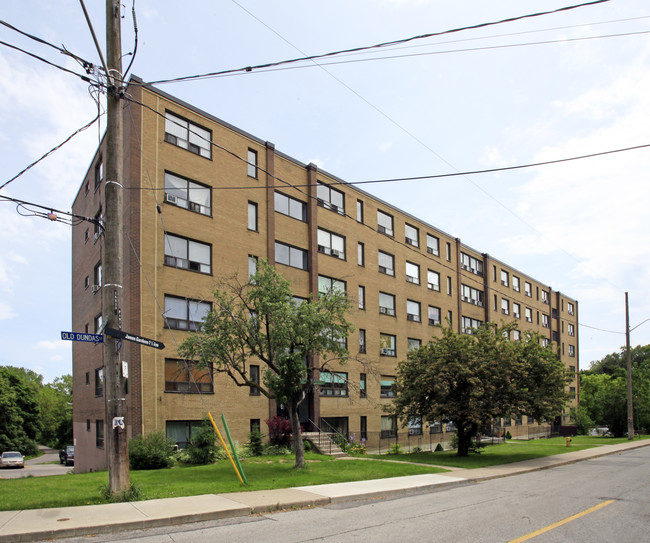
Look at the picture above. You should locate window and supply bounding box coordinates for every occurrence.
[377,210,394,236]
[448,310,453,326]
[96,420,104,449]
[568,323,575,336]
[429,420,442,434]
[94,368,103,397]
[164,172,211,215]
[276,241,308,270]
[380,376,396,398]
[165,359,214,394]
[406,300,421,322]
[542,338,550,348]
[318,275,346,295]
[248,255,257,280]
[164,295,211,331]
[359,329,366,354]
[569,365,576,373]
[357,242,365,266]
[86,419,91,431]
[408,338,421,351]
[358,286,365,310]
[542,314,550,328]
[408,418,423,436]
[515,414,523,426]
[93,207,102,239]
[512,330,521,340]
[525,307,533,322]
[460,252,484,275]
[249,365,260,396]
[426,234,440,256]
[164,111,211,158]
[94,314,103,334]
[164,233,211,274]
[569,345,576,357]
[568,302,575,316]
[525,281,532,297]
[274,191,307,221]
[85,371,90,385]
[513,302,521,319]
[166,420,203,449]
[569,386,576,399]
[93,262,102,289]
[446,276,452,295]
[446,242,452,262]
[501,270,509,287]
[319,371,348,397]
[317,181,345,214]
[501,298,510,315]
[461,284,483,306]
[247,201,258,231]
[462,316,483,334]
[378,250,395,276]
[428,305,441,326]
[360,373,367,397]
[250,419,261,433]
[94,157,103,191]
[381,415,397,437]
[379,292,396,316]
[513,276,521,292]
[541,290,550,304]
[380,334,396,357]
[247,148,258,178]
[356,199,364,223]
[405,261,420,284]
[317,228,345,259]
[405,223,419,247]
[428,270,441,291]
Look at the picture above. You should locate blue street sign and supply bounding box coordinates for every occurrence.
[61,331,104,344]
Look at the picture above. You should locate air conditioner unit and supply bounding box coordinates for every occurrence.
[317,245,328,254]
[378,225,387,234]
[406,275,417,283]
[91,285,101,293]
[429,318,440,326]
[462,296,470,302]
[407,314,419,322]
[406,238,417,247]
[380,348,393,356]
[379,306,388,314]
[188,201,201,212]
[165,193,177,204]
[331,249,341,258]
[427,247,437,255]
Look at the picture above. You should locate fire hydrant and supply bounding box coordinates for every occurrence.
[566,436,572,447]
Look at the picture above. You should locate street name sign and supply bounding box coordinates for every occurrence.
[105,327,165,350]
[61,331,104,344]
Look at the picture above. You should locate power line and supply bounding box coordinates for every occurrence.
[0,194,99,226]
[139,0,613,86]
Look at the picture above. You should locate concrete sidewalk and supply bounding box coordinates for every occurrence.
[1,439,647,543]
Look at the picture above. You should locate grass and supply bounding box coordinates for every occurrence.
[368,435,650,469]
[0,453,447,511]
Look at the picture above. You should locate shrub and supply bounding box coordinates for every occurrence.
[387,443,402,455]
[347,434,366,456]
[128,432,175,470]
[263,443,292,455]
[505,430,512,440]
[434,443,444,452]
[265,416,292,447]
[186,421,218,465]
[411,446,423,454]
[248,429,264,456]
[100,482,143,503]
[303,439,312,452]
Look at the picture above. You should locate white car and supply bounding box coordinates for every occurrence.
[0,451,25,468]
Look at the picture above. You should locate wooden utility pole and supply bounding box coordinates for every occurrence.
[103,0,129,493]
[625,292,635,441]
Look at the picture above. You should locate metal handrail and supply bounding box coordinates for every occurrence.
[307,418,347,454]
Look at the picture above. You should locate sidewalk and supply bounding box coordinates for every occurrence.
[1,439,647,543]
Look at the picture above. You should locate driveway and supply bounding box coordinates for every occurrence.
[0,446,73,479]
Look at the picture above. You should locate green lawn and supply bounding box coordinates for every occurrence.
[0,453,447,511]
[368,435,649,469]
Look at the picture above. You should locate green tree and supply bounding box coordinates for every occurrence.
[38,375,73,448]
[391,324,569,456]
[179,260,355,468]
[0,366,43,455]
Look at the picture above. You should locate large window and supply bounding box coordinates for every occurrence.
[378,250,395,276]
[247,148,258,178]
[405,261,420,284]
[276,241,308,270]
[164,111,211,158]
[165,359,213,394]
[377,210,394,236]
[380,334,396,357]
[319,371,348,397]
[317,181,345,214]
[164,233,211,274]
[379,292,396,316]
[460,252,483,276]
[405,223,419,247]
[274,191,307,221]
[381,415,397,437]
[462,316,483,334]
[406,300,421,322]
[164,172,211,215]
[164,295,211,331]
[428,305,441,326]
[317,228,345,259]
[427,234,440,256]
[380,377,396,398]
[318,275,346,295]
[461,284,483,306]
[166,420,203,449]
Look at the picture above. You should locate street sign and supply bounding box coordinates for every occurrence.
[105,327,165,350]
[61,331,104,344]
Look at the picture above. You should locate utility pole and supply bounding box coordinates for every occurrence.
[624,293,635,441]
[103,0,129,493]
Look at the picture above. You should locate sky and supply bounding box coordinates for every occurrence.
[1,0,649,383]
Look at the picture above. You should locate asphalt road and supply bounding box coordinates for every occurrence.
[0,448,72,480]
[51,445,650,543]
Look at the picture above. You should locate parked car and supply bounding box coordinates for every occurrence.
[59,446,74,466]
[0,451,25,469]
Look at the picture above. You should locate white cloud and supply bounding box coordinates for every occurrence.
[0,301,17,320]
[34,340,67,351]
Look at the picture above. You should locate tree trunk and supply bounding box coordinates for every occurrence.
[288,403,305,469]
[455,422,478,456]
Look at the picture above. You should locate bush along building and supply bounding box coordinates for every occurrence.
[71,76,579,472]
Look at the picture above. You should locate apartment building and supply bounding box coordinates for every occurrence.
[71,76,579,472]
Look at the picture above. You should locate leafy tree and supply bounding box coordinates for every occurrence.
[186,420,218,464]
[0,366,43,455]
[38,375,73,448]
[128,432,175,470]
[179,260,354,468]
[391,324,569,456]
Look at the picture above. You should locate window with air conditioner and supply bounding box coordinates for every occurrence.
[525,307,533,322]
[461,316,483,334]
[426,233,440,256]
[405,261,420,284]
[513,302,521,319]
[427,269,441,292]
[525,282,532,297]
[164,111,212,158]
[164,172,211,216]
[379,292,395,316]
[406,300,421,322]
[542,314,550,328]
[428,305,441,326]
[405,223,419,247]
[461,284,483,306]
[380,334,396,357]
[568,323,575,336]
[164,234,211,274]
[512,275,520,292]
[460,252,483,276]
[377,210,394,236]
[501,270,509,287]
[378,250,395,276]
[317,181,345,214]
[317,228,345,259]
[501,298,510,315]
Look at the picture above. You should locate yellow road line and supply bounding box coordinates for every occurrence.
[508,500,615,543]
